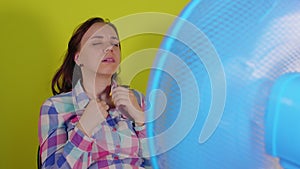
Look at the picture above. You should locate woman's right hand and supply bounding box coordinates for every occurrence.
[77,99,109,137]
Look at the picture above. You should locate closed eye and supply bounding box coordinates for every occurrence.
[92,42,103,45]
[112,43,120,47]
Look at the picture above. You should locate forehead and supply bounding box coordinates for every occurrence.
[81,22,118,44]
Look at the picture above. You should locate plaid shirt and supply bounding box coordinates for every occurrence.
[38,81,150,169]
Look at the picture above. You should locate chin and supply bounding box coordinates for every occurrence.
[98,66,118,74]
[97,70,116,77]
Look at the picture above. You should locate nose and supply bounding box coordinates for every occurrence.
[104,45,113,53]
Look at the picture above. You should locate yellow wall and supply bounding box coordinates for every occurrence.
[0,0,189,168]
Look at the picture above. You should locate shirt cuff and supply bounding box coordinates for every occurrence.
[134,124,146,131]
[69,126,94,152]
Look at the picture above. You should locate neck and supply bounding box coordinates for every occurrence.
[81,71,112,99]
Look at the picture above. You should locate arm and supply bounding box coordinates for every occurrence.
[111,87,151,167]
[132,91,151,168]
[38,99,94,169]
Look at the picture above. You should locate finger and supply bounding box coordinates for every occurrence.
[101,103,110,111]
[112,88,134,99]
[97,101,109,111]
[114,96,137,110]
[97,100,107,106]
[112,92,130,102]
[114,97,140,110]
[103,104,109,111]
[114,98,130,107]
[112,86,130,94]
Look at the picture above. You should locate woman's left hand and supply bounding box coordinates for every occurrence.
[112,86,145,126]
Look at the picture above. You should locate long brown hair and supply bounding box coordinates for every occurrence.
[51,17,120,95]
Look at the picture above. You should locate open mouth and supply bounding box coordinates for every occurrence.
[102,57,115,63]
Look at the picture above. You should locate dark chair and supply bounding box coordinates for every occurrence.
[37,146,42,169]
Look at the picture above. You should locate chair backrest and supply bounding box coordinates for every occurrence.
[37,146,42,169]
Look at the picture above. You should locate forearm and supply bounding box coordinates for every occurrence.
[134,125,151,168]
[76,114,106,137]
[40,126,93,168]
[76,100,108,137]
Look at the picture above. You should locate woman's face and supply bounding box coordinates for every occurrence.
[76,22,121,77]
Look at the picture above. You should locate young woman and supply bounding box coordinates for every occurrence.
[38,17,149,169]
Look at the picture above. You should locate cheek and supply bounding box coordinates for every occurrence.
[80,48,105,64]
[116,56,121,65]
[115,51,121,64]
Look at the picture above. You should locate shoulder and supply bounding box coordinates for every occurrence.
[40,91,74,115]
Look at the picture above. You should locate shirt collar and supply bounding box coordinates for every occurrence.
[72,80,90,111]
[71,79,125,121]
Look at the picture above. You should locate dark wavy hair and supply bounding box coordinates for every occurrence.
[51,17,120,95]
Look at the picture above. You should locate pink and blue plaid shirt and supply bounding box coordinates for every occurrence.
[38,81,150,169]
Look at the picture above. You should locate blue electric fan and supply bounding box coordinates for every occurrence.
[146,0,300,168]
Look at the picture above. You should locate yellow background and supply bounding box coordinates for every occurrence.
[0,0,189,168]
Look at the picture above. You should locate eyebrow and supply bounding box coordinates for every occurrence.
[110,36,119,40]
[91,35,119,40]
